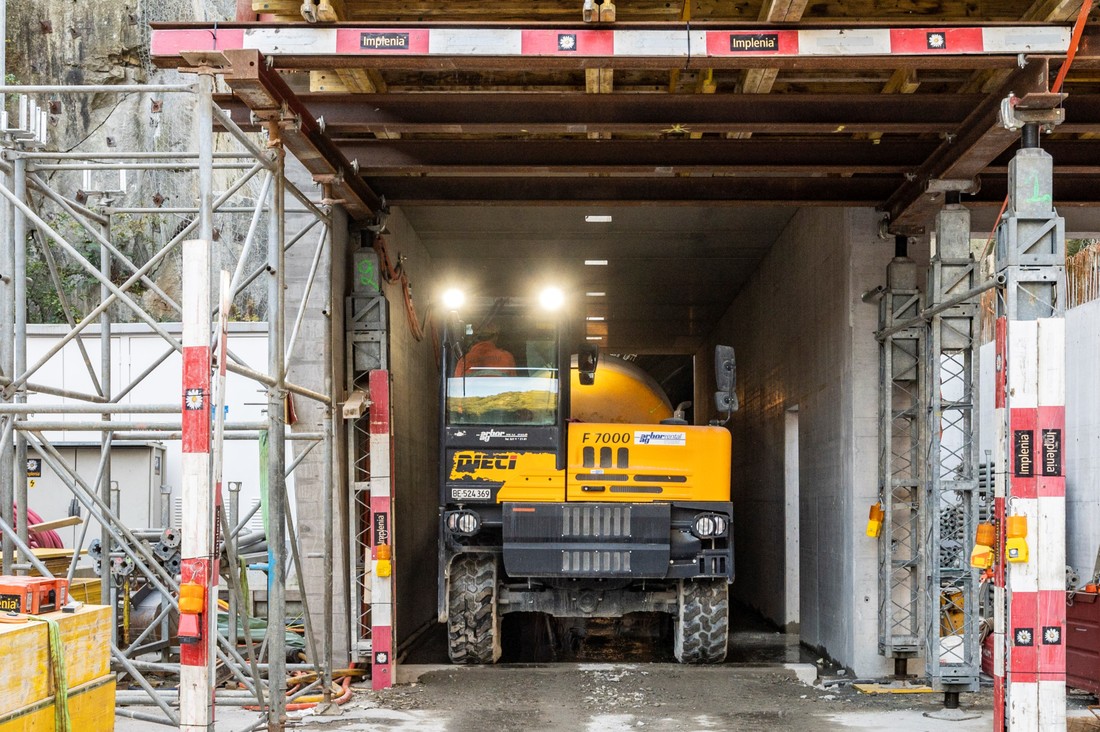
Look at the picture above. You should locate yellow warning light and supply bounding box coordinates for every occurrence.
[865,503,885,538]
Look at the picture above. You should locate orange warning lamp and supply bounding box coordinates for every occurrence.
[1005,515,1029,564]
[178,582,206,644]
[865,503,885,538]
[179,582,205,614]
[970,522,996,569]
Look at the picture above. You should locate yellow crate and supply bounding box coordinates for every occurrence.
[0,676,114,732]
[0,606,111,719]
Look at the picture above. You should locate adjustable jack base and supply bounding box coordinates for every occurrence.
[922,690,982,721]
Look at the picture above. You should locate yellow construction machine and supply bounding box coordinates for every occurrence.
[438,291,736,664]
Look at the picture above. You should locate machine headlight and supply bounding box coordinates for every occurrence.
[441,287,465,311]
[446,510,481,536]
[538,286,565,312]
[691,513,729,539]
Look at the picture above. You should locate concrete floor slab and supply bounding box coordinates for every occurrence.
[114,665,1100,731]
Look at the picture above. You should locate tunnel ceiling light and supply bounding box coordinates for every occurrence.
[584,215,613,223]
[441,288,465,311]
[585,336,603,341]
[538,286,565,312]
[584,259,609,266]
[586,316,605,321]
[586,291,606,297]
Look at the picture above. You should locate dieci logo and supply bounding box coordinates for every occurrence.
[454,451,518,473]
[729,33,779,52]
[360,32,410,50]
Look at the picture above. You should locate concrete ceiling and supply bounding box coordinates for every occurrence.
[402,204,796,353]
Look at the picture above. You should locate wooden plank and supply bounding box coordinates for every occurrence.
[338,0,1035,22]
[0,605,111,717]
[310,69,387,93]
[0,548,81,577]
[759,0,810,22]
[66,578,101,605]
[0,676,114,731]
[252,0,301,12]
[317,0,348,21]
[857,67,921,140]
[27,516,82,534]
[586,69,614,139]
[960,0,1083,93]
[731,0,809,139]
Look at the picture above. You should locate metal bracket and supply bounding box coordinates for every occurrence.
[998,92,1066,132]
[342,391,369,420]
[177,51,231,72]
[926,178,980,195]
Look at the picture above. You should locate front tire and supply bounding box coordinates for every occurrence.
[674,579,728,663]
[447,553,501,664]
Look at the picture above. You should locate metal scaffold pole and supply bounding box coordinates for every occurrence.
[321,208,336,708]
[992,115,1068,731]
[266,120,289,732]
[0,140,14,575]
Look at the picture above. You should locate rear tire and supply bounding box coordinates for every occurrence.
[674,579,728,663]
[447,553,501,664]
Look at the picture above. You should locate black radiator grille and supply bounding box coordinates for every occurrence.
[562,504,631,538]
[561,549,631,573]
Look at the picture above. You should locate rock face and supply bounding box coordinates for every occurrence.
[10,0,268,324]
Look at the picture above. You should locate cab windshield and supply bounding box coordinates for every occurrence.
[446,301,559,426]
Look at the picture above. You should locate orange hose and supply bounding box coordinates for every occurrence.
[1052,0,1094,94]
[244,662,357,712]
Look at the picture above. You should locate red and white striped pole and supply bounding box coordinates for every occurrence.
[179,66,218,732]
[368,369,394,689]
[179,237,215,731]
[994,120,1067,731]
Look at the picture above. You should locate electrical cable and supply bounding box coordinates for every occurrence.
[371,234,431,343]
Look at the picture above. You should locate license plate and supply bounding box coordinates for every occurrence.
[451,487,491,501]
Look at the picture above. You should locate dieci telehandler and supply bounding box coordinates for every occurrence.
[437,288,737,664]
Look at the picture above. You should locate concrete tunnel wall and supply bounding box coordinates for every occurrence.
[285,178,440,656]
[700,207,894,677]
[375,208,442,648]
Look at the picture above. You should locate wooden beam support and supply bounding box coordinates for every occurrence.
[309,69,388,93]
[732,0,808,138]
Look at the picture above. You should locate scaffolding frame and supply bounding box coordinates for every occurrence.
[875,231,998,691]
[0,73,340,732]
[923,200,981,694]
[876,256,924,666]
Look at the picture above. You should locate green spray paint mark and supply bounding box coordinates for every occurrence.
[358,257,380,291]
[1026,174,1052,205]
